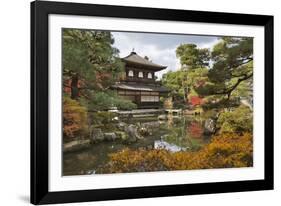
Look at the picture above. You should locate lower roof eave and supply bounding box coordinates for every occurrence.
[111,83,170,93]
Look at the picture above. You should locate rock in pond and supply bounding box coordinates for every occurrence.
[138,121,160,136]
[89,128,104,143]
[204,118,216,134]
[138,127,151,136]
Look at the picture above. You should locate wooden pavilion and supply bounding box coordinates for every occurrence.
[112,51,169,109]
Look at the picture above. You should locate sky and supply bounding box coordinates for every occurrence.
[112,31,220,79]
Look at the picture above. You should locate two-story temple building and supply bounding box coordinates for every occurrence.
[112,51,169,109]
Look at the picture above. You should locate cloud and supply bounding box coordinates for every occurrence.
[197,38,220,51]
[112,32,219,79]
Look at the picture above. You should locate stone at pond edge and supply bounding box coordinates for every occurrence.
[116,122,127,131]
[64,139,91,152]
[142,121,160,129]
[124,124,143,142]
[158,114,168,120]
[104,132,118,141]
[115,131,128,141]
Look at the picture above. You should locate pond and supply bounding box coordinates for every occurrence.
[63,114,212,176]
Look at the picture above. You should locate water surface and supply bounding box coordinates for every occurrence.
[63,115,211,176]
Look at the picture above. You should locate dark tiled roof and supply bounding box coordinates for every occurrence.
[112,83,169,92]
[122,52,167,71]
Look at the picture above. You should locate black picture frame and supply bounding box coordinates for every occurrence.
[31,0,274,204]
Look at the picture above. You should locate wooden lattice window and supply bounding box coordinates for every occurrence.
[141,95,159,102]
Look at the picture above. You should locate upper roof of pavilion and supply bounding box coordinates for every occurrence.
[122,51,167,71]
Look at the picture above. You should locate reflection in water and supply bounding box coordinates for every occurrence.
[63,115,211,176]
[188,121,204,138]
[154,140,188,152]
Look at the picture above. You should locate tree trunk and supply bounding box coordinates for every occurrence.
[71,73,79,99]
[227,92,231,101]
[184,87,189,104]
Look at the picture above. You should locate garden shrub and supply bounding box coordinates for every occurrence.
[63,96,88,140]
[89,111,118,132]
[89,91,137,111]
[97,132,253,173]
[217,106,253,133]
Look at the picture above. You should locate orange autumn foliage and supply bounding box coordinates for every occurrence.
[98,132,253,173]
[63,96,88,139]
[190,96,204,106]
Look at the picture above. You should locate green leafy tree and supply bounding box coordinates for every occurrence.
[175,38,253,103]
[162,67,208,105]
[176,44,210,69]
[63,29,124,99]
[163,44,210,103]
[195,37,253,100]
[162,70,187,98]
[162,70,192,106]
